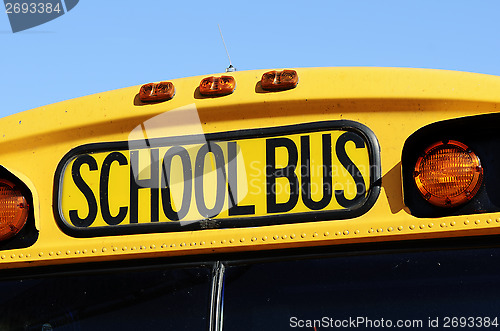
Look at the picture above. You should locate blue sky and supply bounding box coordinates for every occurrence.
[1,1,500,117]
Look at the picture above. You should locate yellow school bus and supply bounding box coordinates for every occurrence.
[2,67,500,330]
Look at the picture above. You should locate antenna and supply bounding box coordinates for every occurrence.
[218,24,236,72]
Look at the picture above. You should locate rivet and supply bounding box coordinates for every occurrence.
[387,227,393,232]
[101,248,107,253]
[171,243,177,247]
[1,255,5,259]
[131,246,136,250]
[39,252,43,257]
[150,244,156,249]
[122,247,127,251]
[440,223,446,228]
[66,251,71,255]
[464,220,470,225]
[180,242,186,247]
[229,239,235,243]
[273,235,279,240]
[221,240,226,244]
[475,220,480,225]
[240,238,245,242]
[496,218,500,223]
[161,244,167,249]
[200,241,205,246]
[377,228,383,233]
[82,249,87,254]
[290,234,296,239]
[140,246,146,250]
[324,232,330,237]
[343,230,349,235]
[113,247,118,251]
[409,225,415,230]
[251,237,257,242]
[281,235,287,240]
[19,254,24,258]
[57,251,62,255]
[11,254,15,259]
[75,251,80,255]
[313,232,318,237]
[428,223,433,228]
[49,251,54,256]
[419,224,425,229]
[450,221,456,226]
[397,226,403,231]
[336,231,341,236]
[487,219,492,224]
[191,242,196,246]
[26,254,30,258]
[92,249,97,253]
[368,228,374,233]
[355,230,360,234]
[301,233,306,238]
[262,236,268,241]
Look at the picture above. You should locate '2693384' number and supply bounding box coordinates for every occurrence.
[5,2,61,14]
[443,317,498,328]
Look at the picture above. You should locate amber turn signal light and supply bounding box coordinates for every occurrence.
[0,179,29,241]
[199,76,236,96]
[261,70,298,91]
[414,140,483,208]
[139,82,175,102]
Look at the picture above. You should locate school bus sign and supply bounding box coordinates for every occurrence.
[54,121,380,237]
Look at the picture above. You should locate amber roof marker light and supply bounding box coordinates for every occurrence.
[0,179,29,241]
[413,140,483,208]
[139,81,175,103]
[199,76,236,96]
[260,69,298,91]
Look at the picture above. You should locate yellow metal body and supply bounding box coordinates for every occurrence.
[2,67,500,269]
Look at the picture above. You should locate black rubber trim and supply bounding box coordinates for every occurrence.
[53,120,381,238]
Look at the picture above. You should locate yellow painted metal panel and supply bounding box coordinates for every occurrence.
[1,67,500,268]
